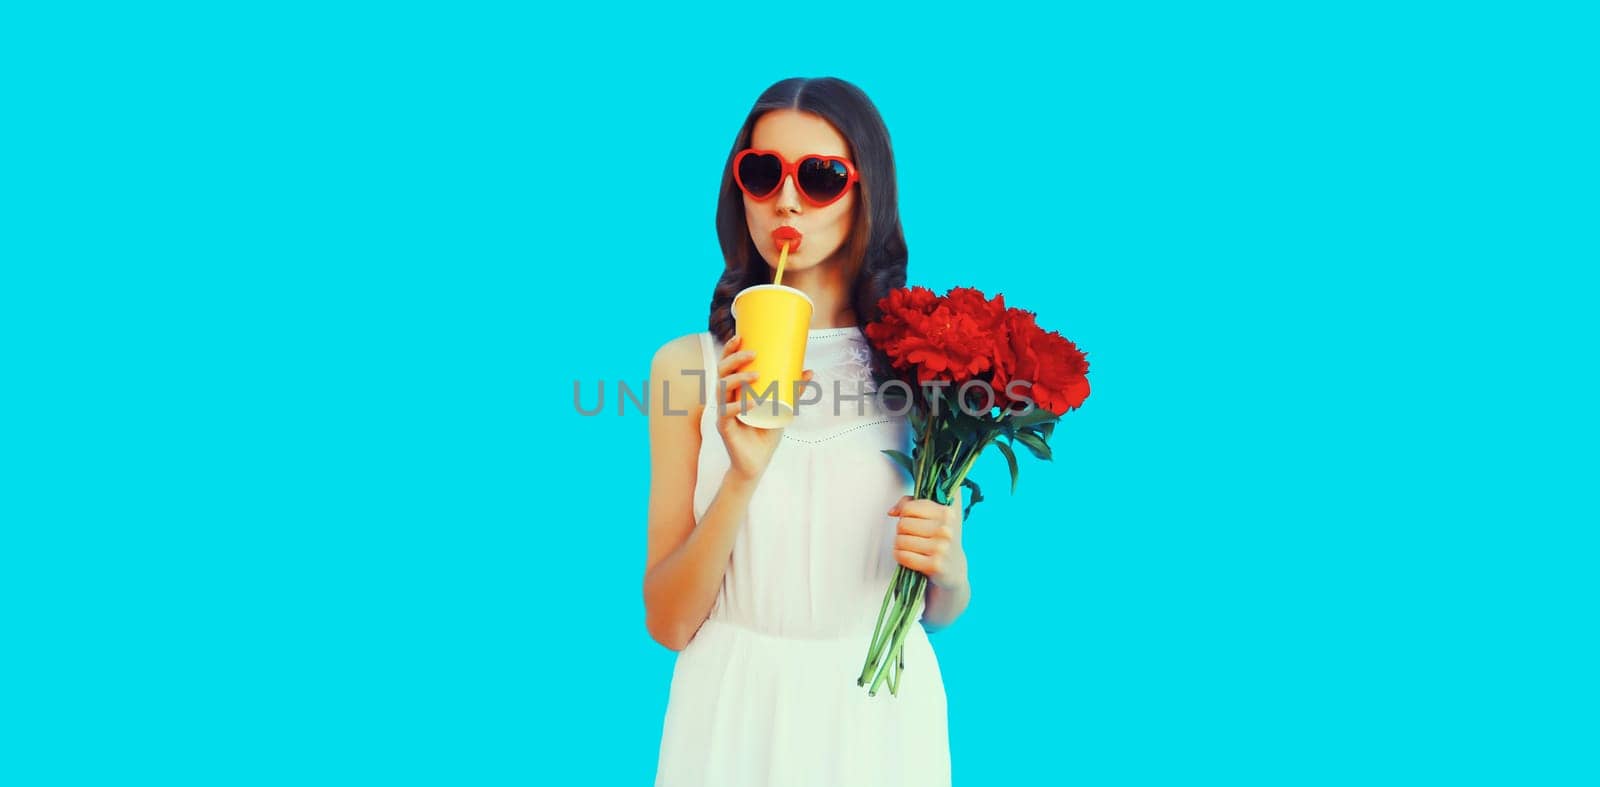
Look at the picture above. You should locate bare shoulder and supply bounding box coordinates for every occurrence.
[651,332,703,372]
[650,332,710,419]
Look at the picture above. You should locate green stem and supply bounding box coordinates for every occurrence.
[866,623,902,695]
[888,610,910,696]
[940,433,993,505]
[940,451,959,502]
[867,583,920,696]
[885,576,926,697]
[912,407,934,494]
[857,576,898,685]
[859,565,916,685]
[869,572,930,696]
[887,633,906,696]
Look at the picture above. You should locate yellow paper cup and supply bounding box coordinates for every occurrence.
[731,284,814,429]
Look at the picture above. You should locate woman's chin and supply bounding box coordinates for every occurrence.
[765,254,833,273]
[768,262,820,278]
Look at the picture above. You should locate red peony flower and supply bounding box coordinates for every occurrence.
[868,284,1090,414]
[992,308,1090,415]
[869,285,1007,386]
[865,285,939,371]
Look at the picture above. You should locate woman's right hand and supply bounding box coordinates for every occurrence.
[714,334,813,484]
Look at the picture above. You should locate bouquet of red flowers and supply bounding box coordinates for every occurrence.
[856,285,1091,697]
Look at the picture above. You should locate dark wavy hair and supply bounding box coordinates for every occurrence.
[708,76,908,382]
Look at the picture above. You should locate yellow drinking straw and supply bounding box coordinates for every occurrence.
[774,242,790,286]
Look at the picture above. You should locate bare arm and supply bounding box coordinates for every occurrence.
[922,578,971,633]
[644,470,758,650]
[640,335,752,651]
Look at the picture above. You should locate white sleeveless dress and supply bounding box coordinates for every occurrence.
[654,326,952,787]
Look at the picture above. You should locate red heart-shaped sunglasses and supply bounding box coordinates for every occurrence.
[733,149,859,207]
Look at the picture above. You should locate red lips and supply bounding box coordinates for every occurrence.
[772,226,803,252]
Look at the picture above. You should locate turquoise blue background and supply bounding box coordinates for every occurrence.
[4,2,1595,784]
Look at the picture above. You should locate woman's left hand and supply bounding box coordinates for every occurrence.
[888,486,968,591]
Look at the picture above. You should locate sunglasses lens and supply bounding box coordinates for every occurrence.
[798,158,851,203]
[737,153,783,198]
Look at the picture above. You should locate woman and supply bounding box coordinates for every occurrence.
[644,77,969,787]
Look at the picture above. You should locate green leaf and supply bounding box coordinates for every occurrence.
[959,476,985,520]
[1014,430,1053,461]
[1039,421,1056,441]
[1007,405,1059,429]
[994,440,1020,494]
[953,411,980,443]
[881,449,916,479]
